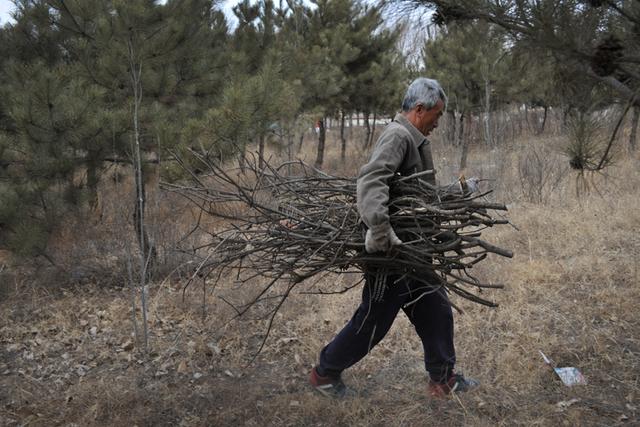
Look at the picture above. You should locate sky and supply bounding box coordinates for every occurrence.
[0,0,14,26]
[0,0,240,27]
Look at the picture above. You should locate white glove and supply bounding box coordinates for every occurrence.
[459,176,480,194]
[365,223,403,253]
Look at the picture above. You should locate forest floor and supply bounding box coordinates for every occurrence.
[1,134,639,426]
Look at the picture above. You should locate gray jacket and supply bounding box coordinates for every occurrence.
[356,113,436,229]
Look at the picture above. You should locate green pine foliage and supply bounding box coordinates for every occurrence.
[424,21,508,113]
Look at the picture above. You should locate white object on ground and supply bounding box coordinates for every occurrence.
[539,350,587,386]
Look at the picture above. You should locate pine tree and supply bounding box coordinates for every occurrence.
[424,21,508,151]
[0,0,231,259]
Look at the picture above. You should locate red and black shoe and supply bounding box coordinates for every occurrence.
[309,366,350,398]
[428,372,479,398]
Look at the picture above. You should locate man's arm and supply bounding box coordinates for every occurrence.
[356,128,408,230]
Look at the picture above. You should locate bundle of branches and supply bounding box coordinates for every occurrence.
[163,152,513,316]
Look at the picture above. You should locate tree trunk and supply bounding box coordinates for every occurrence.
[629,106,639,152]
[368,112,377,147]
[314,117,326,169]
[340,111,346,162]
[238,146,246,174]
[458,112,469,172]
[287,130,294,162]
[128,38,150,353]
[483,77,492,145]
[258,134,265,169]
[538,105,548,135]
[297,131,304,153]
[364,112,371,148]
[86,159,100,211]
[524,104,532,133]
[446,110,456,145]
[456,110,464,147]
[517,106,523,136]
[132,165,157,270]
[562,105,573,126]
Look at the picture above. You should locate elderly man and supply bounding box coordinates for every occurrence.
[309,78,478,399]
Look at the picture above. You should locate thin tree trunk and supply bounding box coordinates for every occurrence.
[87,160,99,210]
[538,106,548,135]
[238,146,246,174]
[447,110,455,145]
[629,106,639,152]
[258,134,265,169]
[297,132,304,153]
[562,105,572,126]
[456,110,464,147]
[508,111,515,142]
[125,245,139,345]
[459,111,469,172]
[364,112,371,148]
[483,77,492,145]
[128,38,150,352]
[314,117,326,169]
[524,104,532,134]
[340,111,346,162]
[287,130,294,162]
[368,112,377,147]
[517,106,523,136]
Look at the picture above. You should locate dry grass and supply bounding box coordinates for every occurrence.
[1,127,639,426]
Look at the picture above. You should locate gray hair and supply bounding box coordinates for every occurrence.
[401,78,447,112]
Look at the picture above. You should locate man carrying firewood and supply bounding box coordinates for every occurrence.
[309,77,479,399]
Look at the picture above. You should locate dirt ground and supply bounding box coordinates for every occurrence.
[1,134,639,426]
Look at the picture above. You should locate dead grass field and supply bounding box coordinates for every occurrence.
[1,127,639,426]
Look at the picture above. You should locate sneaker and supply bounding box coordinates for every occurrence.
[309,366,349,398]
[428,373,479,398]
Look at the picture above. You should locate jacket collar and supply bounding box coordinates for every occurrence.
[394,113,427,148]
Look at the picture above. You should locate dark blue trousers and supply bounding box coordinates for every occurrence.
[318,271,455,382]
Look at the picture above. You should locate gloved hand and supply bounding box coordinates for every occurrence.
[459,176,480,194]
[365,223,402,253]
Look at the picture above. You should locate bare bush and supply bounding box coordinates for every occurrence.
[517,142,568,204]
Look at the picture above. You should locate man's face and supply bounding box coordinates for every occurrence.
[415,99,445,136]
